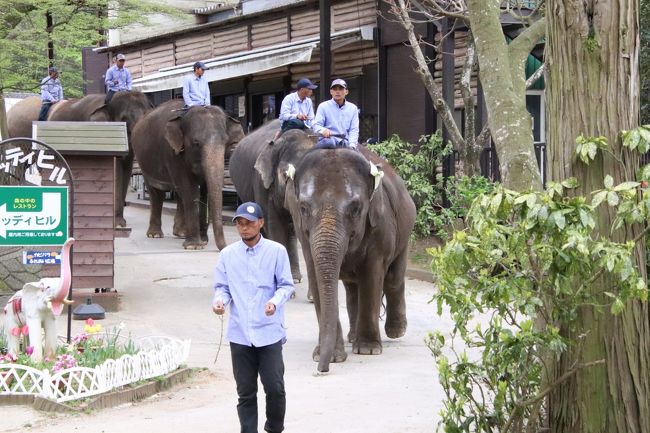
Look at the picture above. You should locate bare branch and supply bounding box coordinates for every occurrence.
[508,17,546,63]
[526,64,545,89]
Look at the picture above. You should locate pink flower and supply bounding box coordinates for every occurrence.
[85,318,94,326]
[21,326,29,336]
[25,346,34,356]
[10,327,20,337]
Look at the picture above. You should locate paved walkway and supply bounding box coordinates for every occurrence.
[1,202,444,433]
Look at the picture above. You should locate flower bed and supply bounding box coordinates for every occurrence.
[0,321,190,403]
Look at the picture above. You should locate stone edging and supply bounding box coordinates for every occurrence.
[0,367,197,412]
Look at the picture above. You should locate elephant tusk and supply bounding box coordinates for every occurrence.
[369,162,384,190]
[47,300,52,310]
[286,164,296,180]
[62,299,74,305]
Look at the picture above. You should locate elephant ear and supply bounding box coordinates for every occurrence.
[21,281,43,296]
[254,143,276,190]
[89,105,110,121]
[164,116,184,155]
[368,162,386,228]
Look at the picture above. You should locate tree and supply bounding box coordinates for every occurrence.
[0,0,178,139]
[545,0,650,431]
[386,0,545,191]
[642,0,650,124]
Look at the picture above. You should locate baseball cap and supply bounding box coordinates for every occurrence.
[330,78,348,89]
[233,202,264,222]
[193,61,207,70]
[297,78,317,90]
[48,66,58,74]
[116,53,126,61]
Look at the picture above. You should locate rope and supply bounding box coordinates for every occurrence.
[213,314,224,364]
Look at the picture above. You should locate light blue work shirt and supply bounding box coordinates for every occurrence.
[212,236,294,347]
[105,65,132,92]
[312,98,360,148]
[279,92,315,128]
[40,76,63,102]
[183,74,211,106]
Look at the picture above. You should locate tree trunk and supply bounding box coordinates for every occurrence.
[546,1,650,431]
[467,0,543,191]
[0,90,8,140]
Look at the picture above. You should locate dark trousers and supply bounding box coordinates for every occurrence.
[104,90,115,104]
[230,341,286,433]
[38,102,52,121]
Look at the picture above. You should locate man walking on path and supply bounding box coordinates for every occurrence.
[312,78,359,149]
[212,201,294,433]
[38,66,63,121]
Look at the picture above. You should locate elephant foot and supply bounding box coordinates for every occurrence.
[307,289,315,303]
[173,229,186,238]
[293,277,302,284]
[353,340,382,355]
[147,229,164,238]
[183,239,206,250]
[385,318,407,339]
[312,345,347,363]
[115,216,127,228]
[291,271,302,283]
[347,330,357,343]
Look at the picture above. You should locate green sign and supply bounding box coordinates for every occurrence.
[0,186,68,246]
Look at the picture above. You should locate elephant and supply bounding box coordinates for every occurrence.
[229,120,315,283]
[284,147,416,373]
[3,237,75,362]
[131,99,245,250]
[6,92,154,228]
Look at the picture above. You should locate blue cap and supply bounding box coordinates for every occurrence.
[297,78,317,90]
[193,61,207,70]
[233,202,264,222]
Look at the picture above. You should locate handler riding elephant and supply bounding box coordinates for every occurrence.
[6,92,153,228]
[285,147,416,373]
[131,99,245,250]
[229,120,315,283]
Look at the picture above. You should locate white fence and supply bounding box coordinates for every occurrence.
[0,336,190,403]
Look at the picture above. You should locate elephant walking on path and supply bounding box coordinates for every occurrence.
[230,120,315,283]
[6,92,153,228]
[285,147,416,372]
[131,99,244,250]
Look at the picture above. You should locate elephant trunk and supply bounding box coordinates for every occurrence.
[203,144,227,250]
[311,207,347,372]
[51,237,75,315]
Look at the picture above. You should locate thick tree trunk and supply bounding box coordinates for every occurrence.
[546,1,650,431]
[467,0,543,191]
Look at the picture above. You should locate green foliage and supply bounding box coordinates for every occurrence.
[0,0,179,97]
[368,133,451,238]
[429,143,650,430]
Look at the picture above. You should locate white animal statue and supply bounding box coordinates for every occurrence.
[3,238,74,362]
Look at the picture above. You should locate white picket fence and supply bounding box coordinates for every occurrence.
[0,336,190,403]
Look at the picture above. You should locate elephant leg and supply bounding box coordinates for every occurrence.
[147,185,165,238]
[42,314,57,360]
[353,263,384,355]
[198,182,209,245]
[179,182,203,249]
[266,206,302,284]
[26,317,44,362]
[4,314,21,356]
[173,199,186,238]
[343,281,359,343]
[115,153,134,228]
[383,250,408,339]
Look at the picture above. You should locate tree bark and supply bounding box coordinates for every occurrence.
[546,1,650,431]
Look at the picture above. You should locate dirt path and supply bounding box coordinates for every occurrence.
[1,205,444,433]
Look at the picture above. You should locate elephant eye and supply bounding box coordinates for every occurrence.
[348,200,361,218]
[299,202,310,218]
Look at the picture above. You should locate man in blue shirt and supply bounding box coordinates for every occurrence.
[312,78,360,149]
[183,61,211,107]
[212,201,294,433]
[38,66,63,121]
[269,77,317,145]
[104,53,132,104]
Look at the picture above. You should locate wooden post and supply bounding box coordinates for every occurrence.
[319,0,331,101]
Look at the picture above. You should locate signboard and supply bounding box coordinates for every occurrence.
[0,186,68,246]
[23,250,62,265]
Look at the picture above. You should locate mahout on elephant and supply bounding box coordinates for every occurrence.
[131,99,245,250]
[229,120,315,283]
[284,147,416,372]
[3,238,75,362]
[6,92,153,228]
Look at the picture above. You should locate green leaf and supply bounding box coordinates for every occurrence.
[624,129,641,150]
[613,181,640,192]
[561,177,579,189]
[607,191,620,206]
[611,298,625,315]
[604,175,614,189]
[591,190,608,207]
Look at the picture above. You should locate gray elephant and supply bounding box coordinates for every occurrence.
[285,147,416,373]
[229,120,315,283]
[7,92,153,228]
[131,99,245,250]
